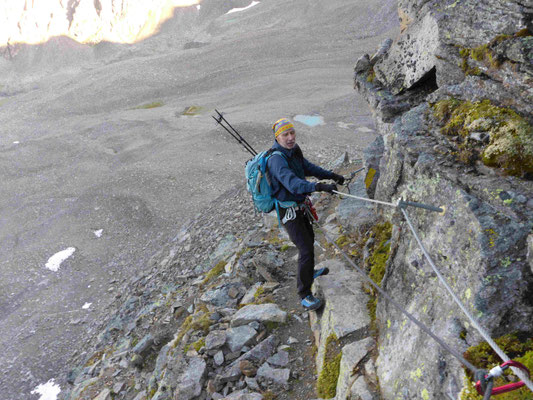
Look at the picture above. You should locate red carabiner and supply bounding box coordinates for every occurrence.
[475,360,530,396]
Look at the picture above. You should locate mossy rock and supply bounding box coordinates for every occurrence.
[367,221,392,287]
[431,99,533,176]
[317,334,342,398]
[460,333,533,400]
[200,260,227,288]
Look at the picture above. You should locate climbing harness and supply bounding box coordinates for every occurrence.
[212,109,258,156]
[316,188,533,395]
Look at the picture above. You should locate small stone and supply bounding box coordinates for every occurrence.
[228,286,240,299]
[248,321,260,330]
[287,337,299,345]
[256,363,290,389]
[187,304,194,313]
[130,354,144,367]
[112,381,126,394]
[245,376,261,391]
[132,390,147,400]
[205,330,227,350]
[93,388,111,400]
[214,350,225,366]
[267,351,289,367]
[239,360,258,377]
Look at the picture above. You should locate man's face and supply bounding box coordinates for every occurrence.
[277,128,296,149]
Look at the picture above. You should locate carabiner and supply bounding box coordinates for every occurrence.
[475,360,530,396]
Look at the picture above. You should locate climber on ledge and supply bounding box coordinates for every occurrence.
[267,118,345,311]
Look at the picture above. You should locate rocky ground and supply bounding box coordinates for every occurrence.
[57,153,388,400]
[0,1,400,397]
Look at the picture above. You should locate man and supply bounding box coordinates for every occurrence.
[267,118,344,310]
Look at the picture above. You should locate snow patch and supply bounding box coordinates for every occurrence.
[197,4,201,10]
[227,1,260,14]
[45,247,76,272]
[31,379,61,400]
[294,115,325,127]
[94,229,103,238]
[337,122,356,129]
[13,141,20,144]
[82,302,92,310]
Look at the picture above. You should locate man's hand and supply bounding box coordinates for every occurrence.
[315,183,337,193]
[332,174,345,185]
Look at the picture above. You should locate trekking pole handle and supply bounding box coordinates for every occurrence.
[397,199,443,213]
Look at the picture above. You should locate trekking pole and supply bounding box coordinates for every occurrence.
[213,110,258,156]
[212,115,257,157]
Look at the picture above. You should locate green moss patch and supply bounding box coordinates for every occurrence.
[460,333,533,400]
[133,101,164,109]
[431,99,533,176]
[367,222,393,286]
[317,334,342,398]
[200,260,227,288]
[363,221,392,332]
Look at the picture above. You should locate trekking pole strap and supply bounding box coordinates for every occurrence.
[315,224,478,373]
[401,208,533,392]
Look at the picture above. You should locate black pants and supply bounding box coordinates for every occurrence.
[282,209,315,299]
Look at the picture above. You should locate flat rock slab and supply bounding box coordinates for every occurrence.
[313,260,370,340]
[231,304,287,327]
[206,330,227,350]
[335,337,374,400]
[313,259,371,375]
[174,357,207,400]
[226,325,258,353]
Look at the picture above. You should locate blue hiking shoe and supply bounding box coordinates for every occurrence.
[301,294,323,311]
[313,267,330,279]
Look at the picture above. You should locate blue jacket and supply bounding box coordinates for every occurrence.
[267,141,336,204]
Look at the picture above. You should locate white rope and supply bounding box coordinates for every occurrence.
[401,208,533,392]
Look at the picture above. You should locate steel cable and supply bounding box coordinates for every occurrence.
[401,208,533,392]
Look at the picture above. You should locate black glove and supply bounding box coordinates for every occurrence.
[332,174,345,185]
[315,183,337,193]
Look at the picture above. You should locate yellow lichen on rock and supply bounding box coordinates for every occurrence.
[431,99,533,176]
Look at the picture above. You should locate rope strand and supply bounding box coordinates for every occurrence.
[401,208,533,392]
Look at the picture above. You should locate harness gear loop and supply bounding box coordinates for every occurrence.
[475,360,531,397]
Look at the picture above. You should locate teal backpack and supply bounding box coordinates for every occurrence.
[245,149,296,223]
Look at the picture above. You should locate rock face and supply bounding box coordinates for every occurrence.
[354,0,533,399]
[0,0,199,46]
